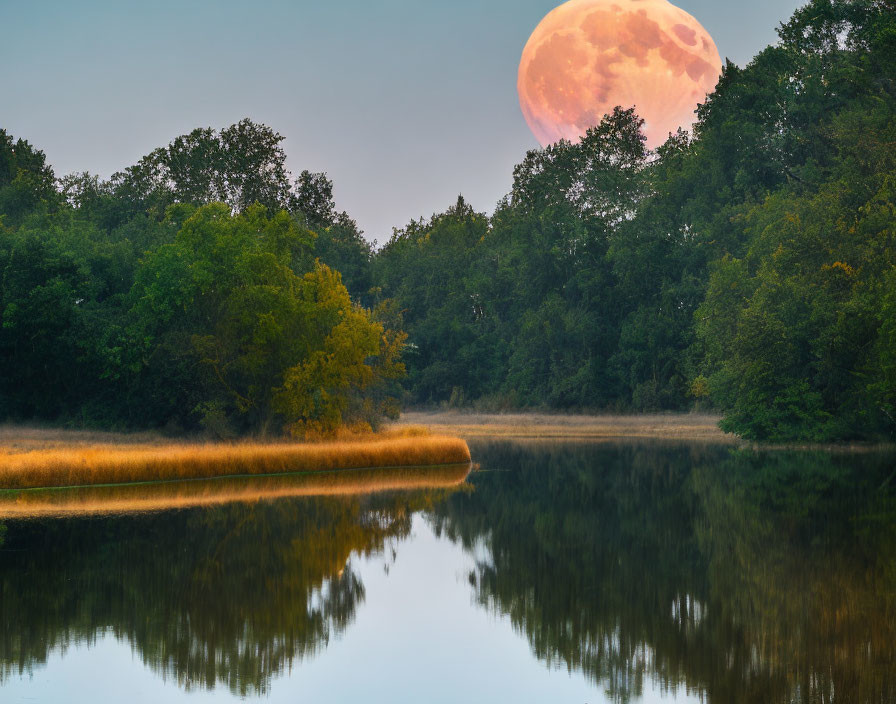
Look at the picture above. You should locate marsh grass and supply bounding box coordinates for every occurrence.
[395,411,735,442]
[0,427,471,490]
[0,463,472,518]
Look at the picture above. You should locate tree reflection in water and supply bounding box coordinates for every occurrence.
[430,440,896,704]
[0,489,452,695]
[1,443,893,703]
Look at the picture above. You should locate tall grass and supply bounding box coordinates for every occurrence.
[0,463,472,518]
[0,429,471,490]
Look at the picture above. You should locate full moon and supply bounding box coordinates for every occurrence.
[518,0,722,149]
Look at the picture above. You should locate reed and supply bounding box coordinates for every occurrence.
[0,429,471,491]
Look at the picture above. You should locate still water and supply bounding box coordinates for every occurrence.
[1,441,894,703]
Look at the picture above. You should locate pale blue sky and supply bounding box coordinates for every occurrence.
[2,0,805,243]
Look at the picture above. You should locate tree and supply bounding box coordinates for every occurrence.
[373,196,494,403]
[291,169,337,227]
[695,102,896,440]
[108,119,293,218]
[131,203,401,435]
[0,129,57,227]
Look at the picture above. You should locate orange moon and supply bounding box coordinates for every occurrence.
[518,0,722,149]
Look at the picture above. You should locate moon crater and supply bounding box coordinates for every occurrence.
[518,0,722,149]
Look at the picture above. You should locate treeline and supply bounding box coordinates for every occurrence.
[0,121,398,436]
[373,0,896,442]
[2,0,894,441]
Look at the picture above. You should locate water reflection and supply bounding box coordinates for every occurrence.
[0,463,472,518]
[430,441,896,704]
[0,443,893,702]
[0,487,461,695]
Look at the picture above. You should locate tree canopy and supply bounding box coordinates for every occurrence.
[2,0,894,441]
[370,0,896,440]
[0,123,396,436]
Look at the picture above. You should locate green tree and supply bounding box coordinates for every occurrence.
[110,119,293,218]
[0,129,57,228]
[374,196,494,403]
[695,93,896,440]
[131,203,401,435]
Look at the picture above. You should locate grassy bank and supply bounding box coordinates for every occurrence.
[394,411,734,442]
[0,428,471,490]
[0,463,472,518]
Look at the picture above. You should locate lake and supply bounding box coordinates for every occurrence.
[1,440,894,703]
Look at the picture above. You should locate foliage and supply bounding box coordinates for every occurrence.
[129,204,399,435]
[374,109,648,406]
[0,130,57,227]
[695,99,896,440]
[108,118,293,218]
[2,0,895,440]
[0,128,398,434]
[369,0,896,440]
[373,195,494,402]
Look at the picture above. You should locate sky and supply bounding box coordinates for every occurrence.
[2,0,805,244]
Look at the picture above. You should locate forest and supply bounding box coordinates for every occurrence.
[1,0,894,441]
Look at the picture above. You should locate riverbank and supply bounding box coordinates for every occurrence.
[394,411,735,442]
[0,427,471,490]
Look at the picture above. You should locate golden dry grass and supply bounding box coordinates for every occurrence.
[0,427,471,491]
[394,411,735,442]
[0,463,472,518]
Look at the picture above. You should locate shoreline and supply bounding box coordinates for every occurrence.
[394,411,896,452]
[393,411,736,443]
